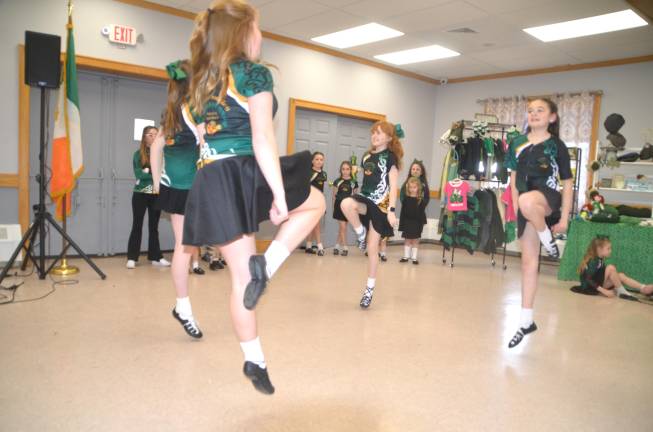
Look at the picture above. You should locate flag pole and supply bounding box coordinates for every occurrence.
[52,0,79,277]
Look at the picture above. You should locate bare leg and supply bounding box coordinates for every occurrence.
[518,191,552,232]
[273,187,326,252]
[338,221,347,246]
[219,234,258,342]
[618,272,652,294]
[520,222,541,309]
[366,226,381,279]
[170,214,193,298]
[597,265,619,298]
[341,197,366,229]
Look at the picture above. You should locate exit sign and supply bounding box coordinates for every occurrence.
[102,24,138,46]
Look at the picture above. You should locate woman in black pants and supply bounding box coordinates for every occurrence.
[126,126,170,269]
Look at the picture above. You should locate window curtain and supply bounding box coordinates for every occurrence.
[484,92,595,209]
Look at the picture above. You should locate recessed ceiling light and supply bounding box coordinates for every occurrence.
[523,9,647,42]
[311,23,403,49]
[374,44,460,65]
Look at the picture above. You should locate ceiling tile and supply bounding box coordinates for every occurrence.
[463,0,547,14]
[503,0,628,29]
[347,35,432,57]
[550,25,653,53]
[342,0,450,20]
[313,0,363,7]
[384,1,489,33]
[272,9,365,39]
[257,0,330,29]
[412,56,501,79]
[561,39,653,63]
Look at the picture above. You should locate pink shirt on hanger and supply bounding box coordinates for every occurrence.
[445,180,469,212]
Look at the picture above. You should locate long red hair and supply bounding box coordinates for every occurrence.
[370,120,404,169]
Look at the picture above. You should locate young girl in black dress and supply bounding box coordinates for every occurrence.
[341,121,403,308]
[185,1,325,394]
[305,152,327,255]
[506,98,573,348]
[399,177,426,264]
[332,161,358,256]
[399,160,430,263]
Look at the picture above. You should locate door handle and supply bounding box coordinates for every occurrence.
[111,168,117,180]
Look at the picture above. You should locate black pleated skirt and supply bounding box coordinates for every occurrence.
[517,186,561,238]
[157,184,189,215]
[352,194,394,239]
[333,197,347,221]
[183,151,312,246]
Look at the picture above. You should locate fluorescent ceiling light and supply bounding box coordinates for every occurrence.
[311,23,403,49]
[374,44,460,65]
[523,9,648,42]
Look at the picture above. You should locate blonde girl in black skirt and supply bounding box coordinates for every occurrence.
[331,161,358,256]
[505,98,573,348]
[340,121,404,308]
[185,1,325,394]
[398,177,426,265]
[151,60,204,339]
[399,160,430,263]
[305,151,327,255]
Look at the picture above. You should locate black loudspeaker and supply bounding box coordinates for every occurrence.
[25,31,61,88]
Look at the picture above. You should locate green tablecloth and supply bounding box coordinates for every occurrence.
[558,219,653,283]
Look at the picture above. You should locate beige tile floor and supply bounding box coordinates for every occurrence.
[0,246,652,432]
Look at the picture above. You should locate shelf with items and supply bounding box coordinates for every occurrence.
[593,147,653,210]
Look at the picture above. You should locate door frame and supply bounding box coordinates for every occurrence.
[286,98,386,155]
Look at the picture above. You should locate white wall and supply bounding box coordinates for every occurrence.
[430,61,653,190]
[0,0,437,178]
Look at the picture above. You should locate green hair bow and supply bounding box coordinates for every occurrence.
[166,60,187,81]
[395,123,405,139]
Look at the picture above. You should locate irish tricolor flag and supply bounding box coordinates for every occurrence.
[51,17,83,220]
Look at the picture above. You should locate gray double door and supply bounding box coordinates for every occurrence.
[29,70,173,256]
[293,108,373,247]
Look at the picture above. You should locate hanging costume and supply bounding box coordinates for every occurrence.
[353,149,397,238]
[505,134,572,238]
[183,59,312,246]
[157,103,200,215]
[332,177,358,221]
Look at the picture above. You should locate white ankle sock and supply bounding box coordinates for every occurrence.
[305,241,311,249]
[403,246,410,258]
[335,243,341,250]
[176,297,193,320]
[411,247,419,260]
[519,308,533,328]
[367,277,376,288]
[192,261,199,269]
[264,240,290,279]
[317,243,324,250]
[537,229,554,249]
[240,337,266,368]
[616,286,631,297]
[354,225,365,236]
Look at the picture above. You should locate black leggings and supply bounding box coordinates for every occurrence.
[127,192,163,261]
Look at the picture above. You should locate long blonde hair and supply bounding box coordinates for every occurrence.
[405,176,423,201]
[370,120,404,169]
[578,237,610,274]
[189,0,258,113]
[139,126,157,167]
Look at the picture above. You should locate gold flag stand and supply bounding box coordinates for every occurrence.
[51,193,79,276]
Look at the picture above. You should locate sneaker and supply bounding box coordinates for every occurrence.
[243,361,275,395]
[508,322,537,348]
[172,308,203,339]
[412,259,419,265]
[317,248,325,256]
[210,260,224,271]
[356,227,367,251]
[201,252,212,263]
[341,249,349,257]
[244,255,268,310]
[359,286,374,309]
[126,260,136,269]
[218,258,227,267]
[305,248,316,255]
[192,266,205,275]
[152,258,171,267]
[399,257,409,263]
[379,253,387,262]
[333,248,340,256]
[544,240,560,259]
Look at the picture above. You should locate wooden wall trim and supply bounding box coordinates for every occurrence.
[588,94,603,189]
[286,98,386,155]
[0,174,19,188]
[18,46,30,234]
[448,55,653,84]
[72,54,167,81]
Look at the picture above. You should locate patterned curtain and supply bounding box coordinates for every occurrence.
[484,92,596,209]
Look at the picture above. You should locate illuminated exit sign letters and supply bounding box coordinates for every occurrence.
[102,24,138,46]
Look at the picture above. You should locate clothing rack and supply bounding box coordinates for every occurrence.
[441,180,509,270]
[440,119,512,270]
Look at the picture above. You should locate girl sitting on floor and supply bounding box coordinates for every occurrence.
[575,235,653,298]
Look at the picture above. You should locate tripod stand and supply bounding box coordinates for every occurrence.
[0,87,105,284]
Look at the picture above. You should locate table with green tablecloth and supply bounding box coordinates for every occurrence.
[558,219,653,283]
